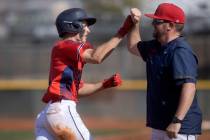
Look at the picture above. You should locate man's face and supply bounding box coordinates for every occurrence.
[152,19,169,40]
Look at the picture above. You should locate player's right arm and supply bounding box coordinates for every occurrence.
[127,8,142,57]
[82,16,134,64]
[82,37,122,64]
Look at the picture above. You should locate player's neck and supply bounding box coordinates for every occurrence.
[63,34,82,43]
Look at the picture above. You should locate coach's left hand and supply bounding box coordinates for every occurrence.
[130,8,142,24]
[166,123,181,139]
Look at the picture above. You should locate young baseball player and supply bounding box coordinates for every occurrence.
[35,8,133,140]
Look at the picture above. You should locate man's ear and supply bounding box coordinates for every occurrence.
[168,22,175,31]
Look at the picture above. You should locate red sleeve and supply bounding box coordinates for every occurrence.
[79,80,84,89]
[58,40,93,62]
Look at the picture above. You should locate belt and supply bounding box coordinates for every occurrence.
[50,97,69,103]
[50,99,61,103]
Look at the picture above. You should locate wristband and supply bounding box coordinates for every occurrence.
[172,116,183,124]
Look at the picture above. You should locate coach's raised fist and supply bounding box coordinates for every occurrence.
[102,73,122,89]
[130,8,142,23]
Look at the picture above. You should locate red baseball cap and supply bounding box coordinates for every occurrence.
[145,3,185,24]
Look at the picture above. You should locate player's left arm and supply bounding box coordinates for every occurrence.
[78,73,122,97]
[78,82,103,97]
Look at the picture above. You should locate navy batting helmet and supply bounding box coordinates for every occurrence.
[55,8,96,37]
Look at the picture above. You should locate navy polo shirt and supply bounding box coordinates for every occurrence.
[137,37,202,134]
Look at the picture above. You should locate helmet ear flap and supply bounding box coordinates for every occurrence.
[72,21,84,32]
[63,21,83,33]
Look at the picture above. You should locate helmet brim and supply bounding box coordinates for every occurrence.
[144,14,185,24]
[79,17,96,26]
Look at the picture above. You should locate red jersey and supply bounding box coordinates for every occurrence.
[42,40,92,103]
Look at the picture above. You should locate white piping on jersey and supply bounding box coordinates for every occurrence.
[77,43,84,61]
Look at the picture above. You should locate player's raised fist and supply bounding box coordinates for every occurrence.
[117,15,134,37]
[102,73,122,89]
[130,8,142,23]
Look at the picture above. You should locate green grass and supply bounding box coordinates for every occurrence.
[0,128,136,140]
[92,128,136,136]
[0,130,34,140]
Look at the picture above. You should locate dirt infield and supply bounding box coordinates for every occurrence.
[0,117,209,140]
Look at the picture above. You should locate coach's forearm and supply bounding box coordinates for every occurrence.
[127,22,141,56]
[175,83,196,120]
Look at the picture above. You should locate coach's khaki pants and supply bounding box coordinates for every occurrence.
[151,129,198,140]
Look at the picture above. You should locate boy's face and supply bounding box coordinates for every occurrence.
[64,21,91,43]
[79,21,90,43]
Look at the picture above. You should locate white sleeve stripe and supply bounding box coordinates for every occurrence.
[77,43,84,60]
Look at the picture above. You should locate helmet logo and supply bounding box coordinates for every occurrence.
[63,21,73,24]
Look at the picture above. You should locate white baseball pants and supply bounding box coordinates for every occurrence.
[35,100,92,140]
